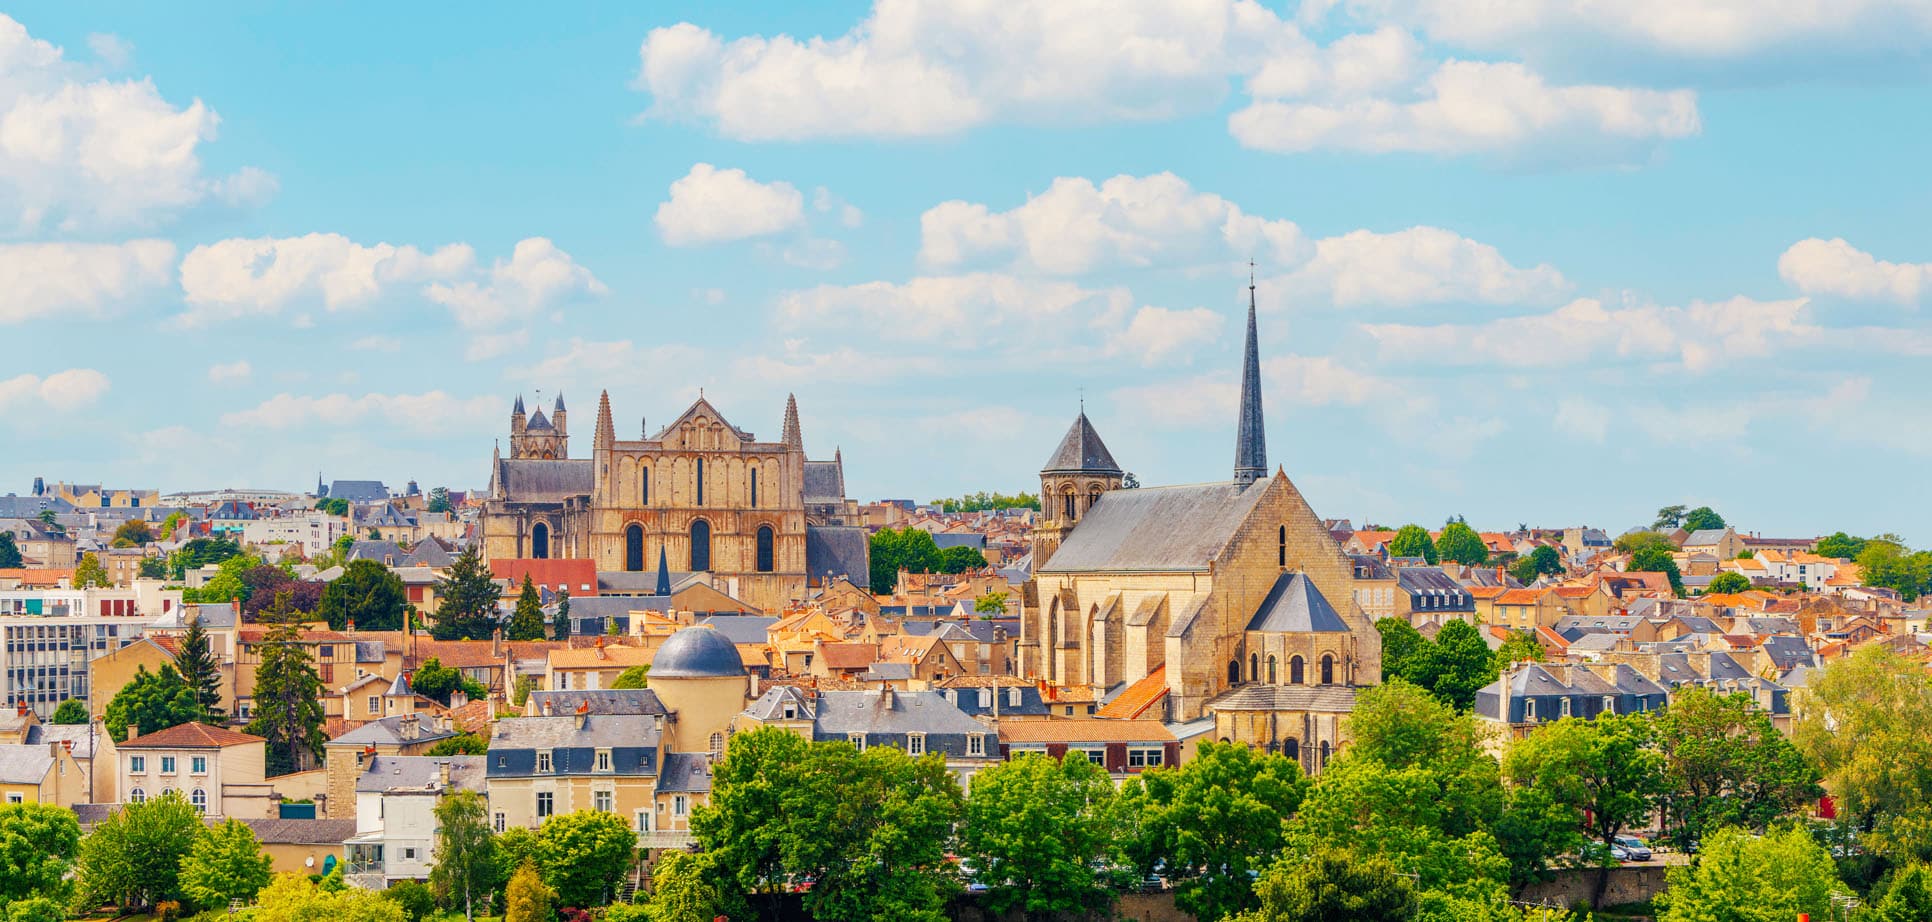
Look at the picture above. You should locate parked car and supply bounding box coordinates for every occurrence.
[1614,835,1653,861]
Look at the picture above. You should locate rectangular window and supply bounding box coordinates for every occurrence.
[593,789,613,812]
[1128,748,1164,768]
[537,750,553,773]
[130,756,145,773]
[1084,749,1105,765]
[191,757,207,774]
[161,756,176,774]
[1008,687,1022,707]
[636,810,652,832]
[907,733,925,756]
[967,734,985,757]
[369,695,381,715]
[848,733,866,751]
[494,812,506,833]
[5,793,21,804]
[595,749,612,772]
[673,795,688,816]
[536,792,554,818]
[402,847,417,860]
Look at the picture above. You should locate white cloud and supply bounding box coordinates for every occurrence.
[1321,0,1932,60]
[221,391,499,431]
[505,338,710,397]
[778,237,847,271]
[0,240,175,323]
[1364,295,1818,372]
[0,368,110,412]
[463,329,530,362]
[206,360,251,382]
[1274,226,1569,307]
[424,237,607,329]
[1230,60,1699,157]
[1111,306,1227,364]
[1111,354,1399,425]
[85,33,133,70]
[351,335,403,352]
[1778,238,1928,305]
[694,287,727,304]
[1553,397,1610,443]
[0,14,269,232]
[920,172,1306,274]
[814,187,865,228]
[178,233,473,323]
[733,344,927,384]
[655,163,806,245]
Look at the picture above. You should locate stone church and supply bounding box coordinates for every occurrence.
[482,392,868,612]
[1022,284,1382,773]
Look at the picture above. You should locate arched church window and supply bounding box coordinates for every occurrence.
[1320,740,1331,768]
[756,526,775,573]
[750,466,759,509]
[1290,655,1305,685]
[1063,490,1076,520]
[1249,653,1258,683]
[625,524,644,572]
[696,458,705,506]
[1089,488,1101,511]
[531,522,549,560]
[690,520,711,572]
[1321,654,1335,685]
[1283,738,1300,762]
[641,466,649,505]
[1278,525,1287,567]
[1268,655,1278,684]
[1227,660,1240,685]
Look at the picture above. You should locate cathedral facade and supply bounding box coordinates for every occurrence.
[1021,285,1382,773]
[482,392,867,612]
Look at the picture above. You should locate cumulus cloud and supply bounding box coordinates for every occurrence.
[220,391,499,431]
[0,240,175,323]
[1273,226,1569,307]
[1230,60,1699,157]
[207,360,251,382]
[1553,397,1610,443]
[1778,237,1928,305]
[920,172,1307,274]
[0,14,270,232]
[1111,354,1401,426]
[0,368,110,412]
[1364,295,1818,372]
[178,234,602,329]
[655,163,807,245]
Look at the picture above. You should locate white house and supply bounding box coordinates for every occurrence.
[344,755,486,889]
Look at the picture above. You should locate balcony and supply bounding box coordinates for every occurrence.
[636,830,695,850]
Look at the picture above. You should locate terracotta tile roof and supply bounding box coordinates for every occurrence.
[1497,589,1544,605]
[547,643,652,669]
[1097,666,1168,720]
[1350,530,1398,549]
[489,559,599,595]
[1553,587,1594,599]
[0,568,74,587]
[121,722,265,749]
[410,640,505,669]
[1468,586,1509,600]
[818,642,878,670]
[999,718,1176,744]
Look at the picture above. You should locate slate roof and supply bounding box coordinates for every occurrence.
[328,714,459,747]
[803,460,846,502]
[524,689,667,717]
[0,744,53,784]
[697,615,779,644]
[27,723,99,759]
[807,525,870,588]
[238,817,357,845]
[347,540,406,563]
[491,714,662,750]
[328,480,390,503]
[1040,481,1267,573]
[742,685,816,721]
[1761,635,1816,670]
[1206,685,1358,712]
[650,627,746,678]
[656,752,713,793]
[1041,411,1122,474]
[811,690,988,737]
[1246,572,1350,633]
[355,755,487,793]
[930,532,987,551]
[495,459,593,503]
[1683,528,1732,546]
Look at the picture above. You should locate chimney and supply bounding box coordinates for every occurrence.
[400,717,418,742]
[879,682,895,708]
[451,688,468,709]
[347,616,356,634]
[492,628,503,658]
[542,700,554,716]
[438,760,451,788]
[14,702,26,717]
[577,698,591,730]
[595,635,606,659]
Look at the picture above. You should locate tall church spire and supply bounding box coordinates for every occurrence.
[1234,267,1267,486]
[656,546,672,597]
[780,393,803,450]
[594,390,615,450]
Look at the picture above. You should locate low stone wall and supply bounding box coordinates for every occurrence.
[1517,865,1670,909]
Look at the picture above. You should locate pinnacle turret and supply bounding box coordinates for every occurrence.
[780,393,803,451]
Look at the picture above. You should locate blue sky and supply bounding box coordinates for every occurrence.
[4,1,1931,541]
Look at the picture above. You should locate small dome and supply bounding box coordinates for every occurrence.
[650,627,744,678]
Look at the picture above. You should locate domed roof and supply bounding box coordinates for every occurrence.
[650,627,745,679]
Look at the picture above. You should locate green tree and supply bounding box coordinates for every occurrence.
[1503,714,1664,908]
[928,491,1040,513]
[1374,618,1429,686]
[552,587,572,641]
[434,545,502,640]
[962,753,1119,918]
[112,518,155,547]
[104,663,205,743]
[507,575,546,641]
[380,879,439,922]
[4,897,64,922]
[512,675,536,708]
[0,531,21,568]
[183,550,267,604]
[181,817,274,910]
[532,810,636,907]
[1655,826,1848,922]
[74,791,205,912]
[938,544,988,573]
[1649,687,1820,850]
[1118,741,1308,921]
[1653,505,1689,530]
[425,732,489,756]
[973,590,1009,614]
[641,851,726,922]
[1427,620,1498,711]
[1682,506,1726,532]
[1814,531,1867,560]
[175,615,224,720]
[690,727,809,918]
[1491,631,1544,673]
[0,802,82,905]
[253,871,405,922]
[868,527,945,593]
[611,665,650,689]
[426,487,453,514]
[139,555,168,579]
[430,789,498,921]
[1525,545,1564,578]
[320,558,408,631]
[74,551,111,587]
[50,697,88,724]
[1870,863,1932,922]
[1233,846,1418,922]
[1791,645,1932,863]
[1704,571,1752,595]
[1389,524,1438,563]
[316,497,351,517]
[1628,543,1685,595]
[1436,521,1489,566]
[505,860,556,922]
[1856,538,1932,602]
[409,656,487,706]
[1614,530,1674,555]
[246,596,328,776]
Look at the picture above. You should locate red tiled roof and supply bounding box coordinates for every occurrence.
[818,643,878,670]
[122,722,265,749]
[490,559,599,595]
[1098,666,1168,720]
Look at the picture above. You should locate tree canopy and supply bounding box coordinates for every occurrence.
[180,817,273,910]
[1656,826,1848,922]
[320,558,408,631]
[1388,525,1438,563]
[75,791,205,912]
[1815,531,1868,560]
[1435,520,1489,566]
[938,544,989,573]
[1681,506,1726,532]
[1117,741,1308,920]
[246,597,328,776]
[928,491,1039,512]
[104,663,207,743]
[430,789,498,920]
[1233,846,1418,922]
[611,664,650,689]
[1628,543,1685,595]
[50,698,88,724]
[0,802,82,906]
[1792,644,1932,863]
[1704,571,1752,595]
[426,486,453,514]
[1652,505,1688,530]
[529,811,638,908]
[412,656,487,705]
[1650,686,1820,849]
[961,753,1121,917]
[507,575,546,640]
[111,519,155,547]
[435,545,502,640]
[73,552,111,588]
[0,531,21,568]
[868,527,945,592]
[1374,619,1502,711]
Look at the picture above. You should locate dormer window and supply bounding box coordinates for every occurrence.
[537,750,553,773]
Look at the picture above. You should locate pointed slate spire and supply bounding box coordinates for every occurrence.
[554,392,566,413]
[1234,267,1267,487]
[594,390,615,450]
[780,393,803,450]
[513,394,525,415]
[1042,409,1122,474]
[656,546,672,597]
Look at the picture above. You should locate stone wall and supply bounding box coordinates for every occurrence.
[1517,865,1670,910]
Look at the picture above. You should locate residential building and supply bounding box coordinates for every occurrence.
[1474,663,1668,740]
[322,714,462,819]
[117,722,274,817]
[345,755,486,888]
[3,588,156,717]
[997,718,1179,779]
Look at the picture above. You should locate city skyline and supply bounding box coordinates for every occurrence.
[4,2,1931,542]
